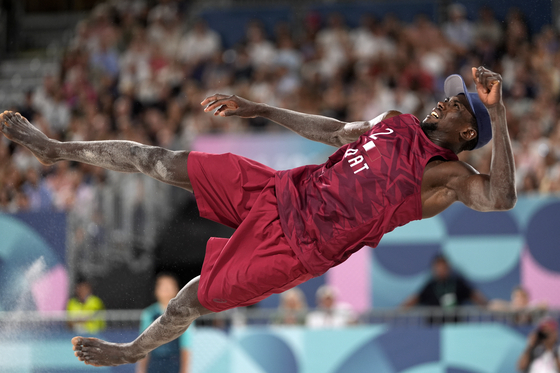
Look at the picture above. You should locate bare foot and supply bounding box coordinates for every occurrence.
[72,336,145,367]
[1,111,57,165]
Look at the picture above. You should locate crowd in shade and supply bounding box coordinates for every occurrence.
[1,0,560,214]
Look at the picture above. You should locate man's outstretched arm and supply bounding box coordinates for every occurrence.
[448,67,517,211]
[201,94,400,147]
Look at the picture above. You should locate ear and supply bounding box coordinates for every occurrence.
[460,126,477,142]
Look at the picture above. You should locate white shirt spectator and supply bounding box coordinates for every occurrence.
[306,285,356,328]
[306,303,356,328]
[528,345,560,373]
[178,23,221,65]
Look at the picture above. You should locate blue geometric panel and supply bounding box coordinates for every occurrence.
[371,254,431,308]
[442,237,522,282]
[376,328,440,371]
[441,324,526,373]
[239,333,299,373]
[304,327,387,373]
[525,202,560,272]
[375,244,441,276]
[333,338,395,373]
[442,208,519,236]
[471,262,519,301]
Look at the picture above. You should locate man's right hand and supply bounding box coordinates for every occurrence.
[201,94,262,118]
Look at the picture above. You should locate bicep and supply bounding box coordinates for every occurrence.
[444,161,495,212]
[452,173,495,212]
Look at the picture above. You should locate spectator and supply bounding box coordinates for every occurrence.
[443,3,474,53]
[306,285,356,328]
[473,6,503,48]
[22,167,54,211]
[518,317,560,373]
[136,273,193,373]
[402,254,487,309]
[66,278,106,334]
[489,286,548,325]
[177,19,221,66]
[316,13,351,80]
[90,31,120,78]
[271,288,307,325]
[351,14,395,63]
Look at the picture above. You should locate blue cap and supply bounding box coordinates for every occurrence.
[444,74,492,149]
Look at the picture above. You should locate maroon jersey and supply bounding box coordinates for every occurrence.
[275,114,458,276]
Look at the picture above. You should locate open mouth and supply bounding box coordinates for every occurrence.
[430,109,440,119]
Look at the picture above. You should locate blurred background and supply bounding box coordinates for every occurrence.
[0,0,560,372]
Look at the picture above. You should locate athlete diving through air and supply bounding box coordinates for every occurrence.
[0,66,515,366]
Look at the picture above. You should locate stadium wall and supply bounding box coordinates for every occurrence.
[0,323,532,373]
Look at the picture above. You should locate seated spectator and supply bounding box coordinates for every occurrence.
[22,167,54,211]
[271,288,307,325]
[66,278,106,334]
[136,273,193,373]
[489,286,547,325]
[402,254,487,309]
[518,317,560,373]
[306,285,356,328]
[178,19,221,66]
[473,6,503,48]
[443,3,474,53]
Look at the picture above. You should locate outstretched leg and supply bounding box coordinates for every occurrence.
[0,111,193,191]
[72,276,212,367]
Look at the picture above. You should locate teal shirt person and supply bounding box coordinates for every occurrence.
[139,303,193,373]
[136,273,193,373]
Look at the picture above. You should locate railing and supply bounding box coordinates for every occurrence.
[1,307,557,330]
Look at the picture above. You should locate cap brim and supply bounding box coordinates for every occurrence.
[444,74,468,98]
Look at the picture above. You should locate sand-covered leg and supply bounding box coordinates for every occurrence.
[72,276,212,367]
[1,110,194,190]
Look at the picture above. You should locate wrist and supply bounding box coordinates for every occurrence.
[255,103,270,118]
[486,103,506,116]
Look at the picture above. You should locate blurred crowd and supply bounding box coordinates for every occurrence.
[1,0,560,213]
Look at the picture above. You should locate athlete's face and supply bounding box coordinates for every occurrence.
[421,94,476,140]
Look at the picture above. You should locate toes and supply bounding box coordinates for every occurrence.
[72,336,83,347]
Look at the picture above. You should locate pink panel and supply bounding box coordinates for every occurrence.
[327,247,372,313]
[31,264,69,312]
[521,248,560,307]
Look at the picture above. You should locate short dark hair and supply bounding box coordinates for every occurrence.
[461,115,479,152]
[432,254,449,265]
